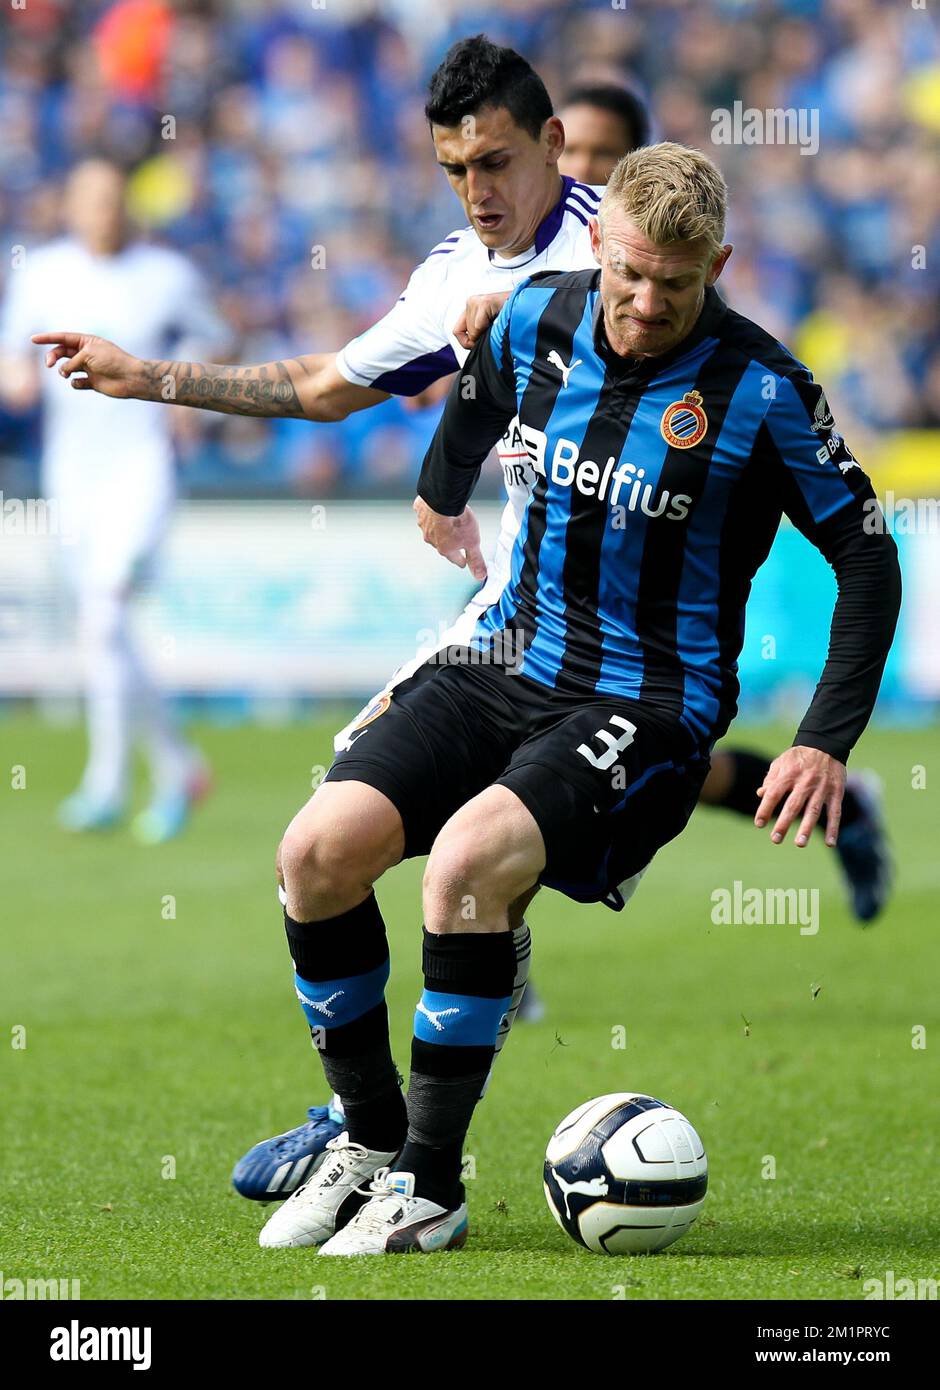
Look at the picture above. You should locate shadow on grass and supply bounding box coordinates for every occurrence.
[476,1213,940,1261]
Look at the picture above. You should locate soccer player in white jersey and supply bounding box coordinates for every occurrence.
[1,159,228,842]
[31,36,610,1218]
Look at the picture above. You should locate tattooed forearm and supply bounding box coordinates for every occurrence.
[141,359,307,417]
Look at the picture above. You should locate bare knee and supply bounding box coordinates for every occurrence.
[422,836,488,926]
[279,782,404,921]
[423,790,543,934]
[278,819,359,906]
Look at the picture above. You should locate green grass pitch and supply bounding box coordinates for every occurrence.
[1,712,937,1301]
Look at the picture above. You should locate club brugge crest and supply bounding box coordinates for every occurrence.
[660,389,708,449]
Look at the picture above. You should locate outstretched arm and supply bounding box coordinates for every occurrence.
[754,373,901,847]
[30,332,388,422]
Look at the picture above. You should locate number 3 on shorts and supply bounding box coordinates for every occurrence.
[576,715,637,771]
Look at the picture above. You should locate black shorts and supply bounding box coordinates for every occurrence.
[326,650,711,910]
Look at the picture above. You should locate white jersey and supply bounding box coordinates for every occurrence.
[1,237,226,587]
[336,178,603,401]
[334,177,603,750]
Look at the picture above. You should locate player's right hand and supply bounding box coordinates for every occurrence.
[413,497,487,581]
[453,292,512,350]
[30,331,144,399]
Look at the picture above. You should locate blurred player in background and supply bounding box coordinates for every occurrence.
[558,81,651,184]
[0,158,228,843]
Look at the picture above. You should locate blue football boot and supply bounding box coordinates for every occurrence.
[232,1103,346,1201]
[835,773,893,924]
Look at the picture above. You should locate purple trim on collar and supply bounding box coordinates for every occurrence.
[571,180,602,204]
[563,202,589,229]
[567,186,601,216]
[533,175,574,254]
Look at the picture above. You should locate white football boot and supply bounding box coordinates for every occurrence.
[258,1133,399,1248]
[317,1169,468,1256]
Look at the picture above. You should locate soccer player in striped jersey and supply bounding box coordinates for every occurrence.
[447,80,894,928]
[290,143,899,1254]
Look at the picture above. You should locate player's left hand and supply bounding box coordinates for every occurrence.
[453,292,512,350]
[413,497,487,581]
[755,746,846,848]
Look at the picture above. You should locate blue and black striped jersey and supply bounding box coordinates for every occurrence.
[417,269,901,761]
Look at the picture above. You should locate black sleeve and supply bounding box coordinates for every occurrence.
[416,319,518,517]
[758,370,901,763]
[790,501,901,764]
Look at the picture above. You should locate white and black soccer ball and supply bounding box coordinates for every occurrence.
[543,1092,707,1255]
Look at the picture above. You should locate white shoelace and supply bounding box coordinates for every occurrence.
[345,1167,418,1234]
[291,1135,370,1201]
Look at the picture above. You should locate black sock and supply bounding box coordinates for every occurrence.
[715,748,772,817]
[716,746,861,831]
[400,928,517,1209]
[285,893,407,1153]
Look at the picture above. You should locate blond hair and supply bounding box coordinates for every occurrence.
[599,142,727,259]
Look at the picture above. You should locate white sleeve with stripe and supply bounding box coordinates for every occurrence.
[334,239,463,396]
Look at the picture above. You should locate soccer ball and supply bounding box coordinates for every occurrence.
[543,1092,707,1255]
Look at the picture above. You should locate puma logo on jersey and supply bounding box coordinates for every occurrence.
[295,986,345,1018]
[416,1001,460,1033]
[550,1167,609,1218]
[547,350,582,388]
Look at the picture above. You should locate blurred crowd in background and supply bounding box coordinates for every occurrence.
[1,0,938,499]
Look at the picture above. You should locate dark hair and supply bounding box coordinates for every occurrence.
[561,83,650,152]
[425,34,553,141]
